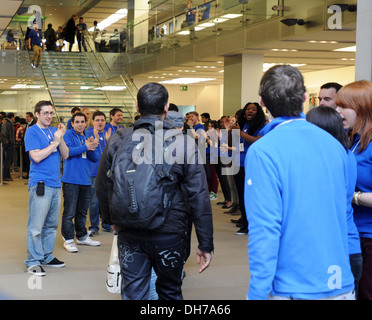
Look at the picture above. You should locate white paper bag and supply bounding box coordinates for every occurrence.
[106,235,121,294]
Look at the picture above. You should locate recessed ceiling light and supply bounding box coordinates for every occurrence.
[160,78,216,84]
[333,46,356,52]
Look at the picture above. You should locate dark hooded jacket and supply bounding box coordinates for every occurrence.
[95,115,214,253]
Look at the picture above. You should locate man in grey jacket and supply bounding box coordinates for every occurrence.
[96,83,214,300]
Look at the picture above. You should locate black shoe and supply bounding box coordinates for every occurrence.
[42,257,65,268]
[231,218,242,224]
[224,204,238,214]
[235,228,248,236]
[216,201,227,205]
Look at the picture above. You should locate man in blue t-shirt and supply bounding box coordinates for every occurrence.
[61,112,100,253]
[24,100,69,276]
[104,107,124,133]
[27,23,45,68]
[199,0,211,21]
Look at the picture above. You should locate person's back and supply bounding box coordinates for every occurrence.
[245,65,354,300]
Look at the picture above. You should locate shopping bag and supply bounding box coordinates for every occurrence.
[106,234,121,294]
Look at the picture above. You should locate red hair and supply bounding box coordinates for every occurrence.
[335,80,372,153]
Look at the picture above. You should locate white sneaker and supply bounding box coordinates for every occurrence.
[31,63,36,69]
[77,236,101,247]
[63,241,79,253]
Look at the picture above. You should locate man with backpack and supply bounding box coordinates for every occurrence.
[96,82,214,300]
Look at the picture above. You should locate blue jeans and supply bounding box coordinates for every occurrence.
[25,185,61,268]
[61,183,91,241]
[89,177,111,232]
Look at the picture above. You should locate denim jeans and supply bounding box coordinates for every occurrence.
[61,183,91,242]
[25,185,61,268]
[89,177,111,232]
[118,231,186,300]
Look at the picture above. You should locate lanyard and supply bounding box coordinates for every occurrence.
[352,140,360,154]
[275,118,306,130]
[36,124,54,143]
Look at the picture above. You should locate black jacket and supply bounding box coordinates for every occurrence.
[95,116,214,253]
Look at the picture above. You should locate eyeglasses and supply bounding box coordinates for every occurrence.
[41,112,54,117]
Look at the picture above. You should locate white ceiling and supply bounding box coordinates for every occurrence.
[0,0,24,36]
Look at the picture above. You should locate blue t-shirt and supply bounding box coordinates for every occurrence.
[351,135,372,238]
[86,128,106,177]
[24,125,61,188]
[29,29,43,47]
[105,123,123,134]
[200,2,210,20]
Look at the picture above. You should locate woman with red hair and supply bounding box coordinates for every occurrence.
[336,80,372,300]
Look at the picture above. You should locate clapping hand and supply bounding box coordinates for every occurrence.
[85,136,99,151]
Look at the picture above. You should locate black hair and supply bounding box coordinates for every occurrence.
[72,112,87,123]
[137,83,169,116]
[34,100,53,114]
[306,106,350,150]
[169,103,178,111]
[92,110,106,120]
[320,82,343,92]
[237,102,266,135]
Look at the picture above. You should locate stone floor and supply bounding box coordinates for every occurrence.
[0,171,250,300]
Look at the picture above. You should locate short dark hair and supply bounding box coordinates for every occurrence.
[109,108,123,118]
[34,100,53,114]
[259,65,306,118]
[71,107,81,114]
[169,103,178,111]
[26,112,34,118]
[320,82,343,92]
[201,113,210,119]
[137,83,169,116]
[92,110,106,120]
[306,106,350,150]
[72,112,87,123]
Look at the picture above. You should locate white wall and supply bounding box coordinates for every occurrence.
[302,66,356,113]
[134,78,223,120]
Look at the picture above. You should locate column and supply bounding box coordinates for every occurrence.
[128,0,149,49]
[223,54,263,116]
[355,0,372,81]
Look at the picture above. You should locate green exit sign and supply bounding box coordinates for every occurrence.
[180,85,188,91]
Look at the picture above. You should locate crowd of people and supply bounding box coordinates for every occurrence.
[4,64,372,300]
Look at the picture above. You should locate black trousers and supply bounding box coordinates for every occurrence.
[234,166,248,229]
[117,231,186,300]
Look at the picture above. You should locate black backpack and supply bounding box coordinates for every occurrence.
[107,122,183,230]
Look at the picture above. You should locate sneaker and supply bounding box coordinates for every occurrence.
[209,192,218,200]
[88,230,98,237]
[31,63,36,69]
[27,265,45,276]
[101,226,113,233]
[77,236,101,247]
[42,258,65,268]
[235,228,248,236]
[63,241,79,253]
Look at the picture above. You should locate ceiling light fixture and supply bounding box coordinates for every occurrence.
[88,9,128,32]
[160,78,216,85]
[333,45,356,52]
[280,18,306,26]
[328,4,357,12]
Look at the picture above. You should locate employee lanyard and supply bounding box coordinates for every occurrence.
[274,118,306,130]
[36,124,54,143]
[352,140,360,154]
